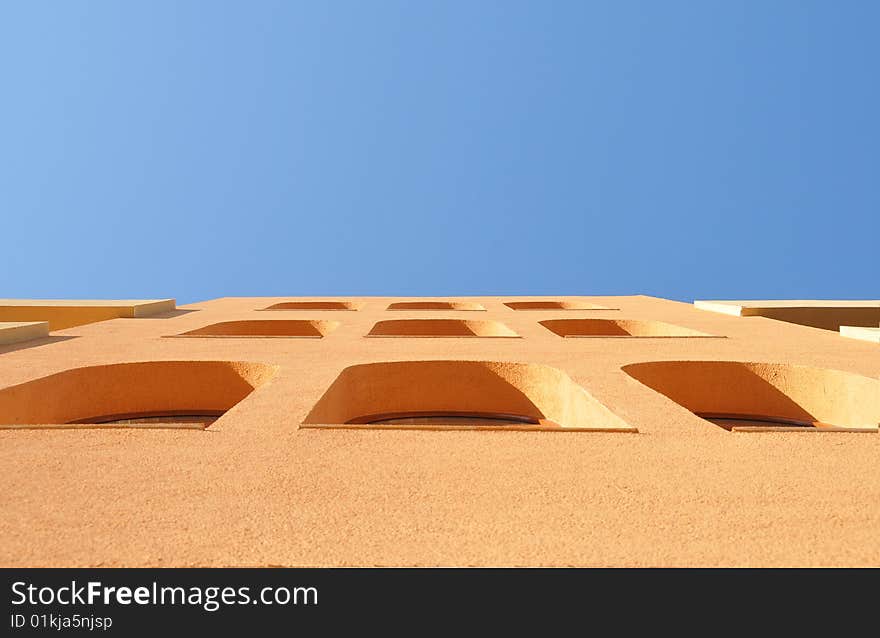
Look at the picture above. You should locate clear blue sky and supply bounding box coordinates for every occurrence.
[1,2,877,304]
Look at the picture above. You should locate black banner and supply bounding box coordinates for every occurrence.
[0,568,871,633]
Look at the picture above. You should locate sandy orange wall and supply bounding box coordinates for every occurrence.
[0,295,878,567]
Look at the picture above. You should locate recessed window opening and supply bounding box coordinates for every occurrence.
[349,411,545,428]
[367,319,519,338]
[69,411,223,429]
[386,301,486,311]
[302,360,637,432]
[622,361,880,433]
[698,414,833,432]
[261,301,362,311]
[0,361,277,430]
[540,319,716,338]
[175,320,338,338]
[505,301,612,311]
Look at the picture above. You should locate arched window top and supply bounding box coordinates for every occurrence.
[540,319,715,338]
[261,301,363,311]
[303,360,636,432]
[622,361,880,432]
[504,300,613,311]
[0,361,277,430]
[176,320,338,338]
[386,301,485,311]
[367,319,518,338]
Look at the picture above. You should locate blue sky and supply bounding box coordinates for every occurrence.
[1,2,877,304]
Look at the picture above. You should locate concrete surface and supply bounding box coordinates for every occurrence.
[0,295,878,567]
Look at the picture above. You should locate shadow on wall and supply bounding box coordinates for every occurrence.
[137,309,200,319]
[0,336,78,356]
[622,361,880,430]
[303,360,635,431]
[755,307,880,332]
[0,361,277,428]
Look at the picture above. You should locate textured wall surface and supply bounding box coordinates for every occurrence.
[0,295,878,566]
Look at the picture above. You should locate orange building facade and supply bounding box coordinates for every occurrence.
[0,295,878,566]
